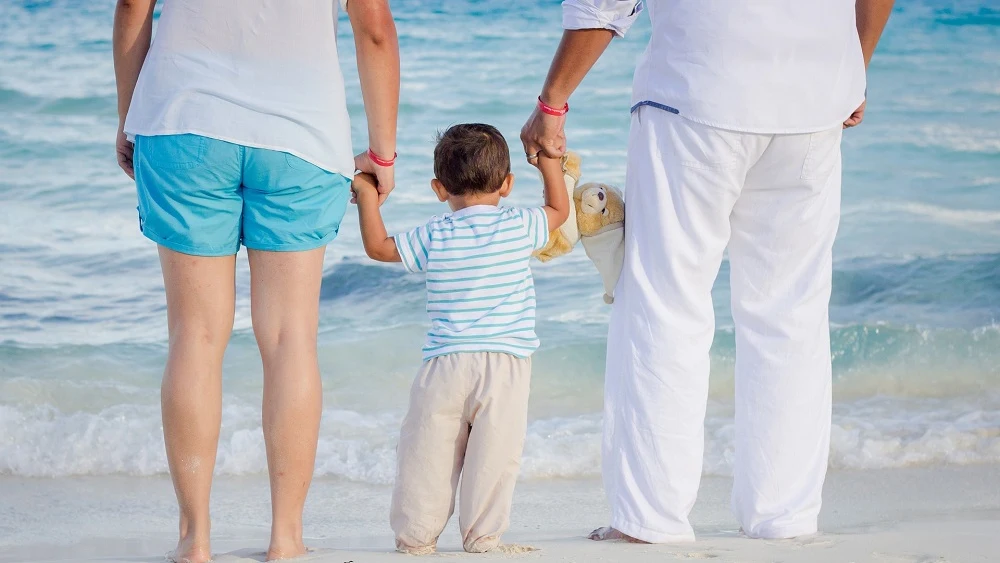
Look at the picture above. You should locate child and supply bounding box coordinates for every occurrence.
[353,123,569,554]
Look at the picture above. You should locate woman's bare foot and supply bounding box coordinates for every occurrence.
[167,535,212,563]
[588,526,650,543]
[266,538,307,562]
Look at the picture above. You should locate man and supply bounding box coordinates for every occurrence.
[521,0,893,543]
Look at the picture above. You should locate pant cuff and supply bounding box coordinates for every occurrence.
[464,535,501,553]
[395,539,437,555]
[743,519,818,540]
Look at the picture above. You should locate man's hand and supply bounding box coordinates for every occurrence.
[117,126,135,179]
[521,105,567,161]
[353,151,394,205]
[520,28,615,163]
[843,100,866,128]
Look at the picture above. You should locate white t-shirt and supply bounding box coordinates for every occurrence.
[124,0,354,176]
[563,0,867,134]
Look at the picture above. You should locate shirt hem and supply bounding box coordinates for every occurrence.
[124,127,353,179]
[423,346,535,362]
[631,96,866,135]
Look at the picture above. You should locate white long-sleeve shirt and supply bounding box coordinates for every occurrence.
[124,0,354,176]
[563,0,867,133]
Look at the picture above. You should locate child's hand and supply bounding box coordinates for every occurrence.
[352,172,379,205]
[536,152,563,175]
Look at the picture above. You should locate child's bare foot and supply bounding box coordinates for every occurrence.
[588,526,650,543]
[166,535,212,563]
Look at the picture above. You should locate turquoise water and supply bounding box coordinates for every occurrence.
[1,0,998,481]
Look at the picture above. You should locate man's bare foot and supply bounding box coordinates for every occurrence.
[166,535,212,563]
[588,526,650,543]
[266,538,307,562]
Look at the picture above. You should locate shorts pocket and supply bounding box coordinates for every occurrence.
[137,134,207,170]
[284,152,319,172]
[800,128,843,180]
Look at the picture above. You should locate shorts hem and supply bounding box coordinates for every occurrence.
[242,231,339,253]
[142,228,239,257]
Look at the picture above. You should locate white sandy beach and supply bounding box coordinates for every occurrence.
[2,465,997,563]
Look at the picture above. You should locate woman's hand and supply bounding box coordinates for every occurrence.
[117,126,135,179]
[113,0,156,180]
[520,105,567,162]
[353,151,395,206]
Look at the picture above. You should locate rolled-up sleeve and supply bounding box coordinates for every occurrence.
[562,0,643,37]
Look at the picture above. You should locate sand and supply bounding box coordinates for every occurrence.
[2,465,998,563]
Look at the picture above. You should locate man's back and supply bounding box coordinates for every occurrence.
[565,0,867,133]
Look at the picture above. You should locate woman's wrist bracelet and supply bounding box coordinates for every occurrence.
[537,96,569,117]
[367,148,397,167]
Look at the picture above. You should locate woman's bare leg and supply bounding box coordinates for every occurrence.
[247,247,326,561]
[159,247,237,563]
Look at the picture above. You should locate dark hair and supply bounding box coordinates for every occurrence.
[433,123,511,196]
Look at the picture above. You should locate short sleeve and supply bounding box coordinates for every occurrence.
[394,223,432,273]
[562,0,644,38]
[519,207,551,252]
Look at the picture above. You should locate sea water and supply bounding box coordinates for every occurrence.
[1,0,998,486]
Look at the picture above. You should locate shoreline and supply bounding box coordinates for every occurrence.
[2,464,998,562]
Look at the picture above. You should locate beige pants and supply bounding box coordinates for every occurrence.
[390,352,531,553]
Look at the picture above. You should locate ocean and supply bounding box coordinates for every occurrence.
[1,0,998,494]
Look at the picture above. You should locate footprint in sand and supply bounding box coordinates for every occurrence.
[492,544,539,555]
[872,554,950,563]
[762,534,837,549]
[677,551,720,559]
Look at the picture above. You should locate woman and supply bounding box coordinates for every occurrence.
[112,1,398,561]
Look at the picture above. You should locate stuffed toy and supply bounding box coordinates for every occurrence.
[575,182,625,304]
[532,151,582,262]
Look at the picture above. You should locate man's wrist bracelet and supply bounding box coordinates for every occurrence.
[537,96,569,117]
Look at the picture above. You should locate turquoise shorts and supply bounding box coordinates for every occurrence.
[134,134,351,256]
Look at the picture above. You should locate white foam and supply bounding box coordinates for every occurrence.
[2,395,998,481]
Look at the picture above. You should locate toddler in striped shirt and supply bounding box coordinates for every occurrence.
[353,123,569,553]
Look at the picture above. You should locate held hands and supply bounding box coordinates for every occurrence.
[353,149,395,205]
[351,171,380,205]
[520,102,567,163]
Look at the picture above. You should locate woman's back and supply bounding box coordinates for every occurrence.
[124,0,354,175]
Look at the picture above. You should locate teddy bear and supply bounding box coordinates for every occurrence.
[575,182,625,304]
[532,151,583,262]
[532,151,625,304]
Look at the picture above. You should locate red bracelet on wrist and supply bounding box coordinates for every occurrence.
[367,148,396,167]
[537,96,569,116]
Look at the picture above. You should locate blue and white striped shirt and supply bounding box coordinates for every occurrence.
[395,205,549,361]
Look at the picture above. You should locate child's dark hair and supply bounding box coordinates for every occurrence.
[433,123,511,196]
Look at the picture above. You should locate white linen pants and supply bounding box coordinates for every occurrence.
[391,352,531,553]
[604,107,842,542]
